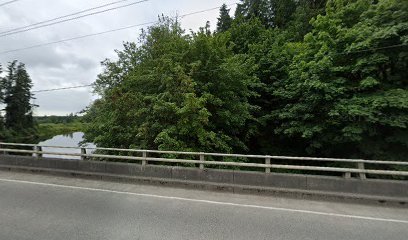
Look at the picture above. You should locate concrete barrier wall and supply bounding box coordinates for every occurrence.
[1,155,407,202]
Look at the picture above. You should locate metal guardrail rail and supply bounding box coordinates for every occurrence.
[1,142,407,179]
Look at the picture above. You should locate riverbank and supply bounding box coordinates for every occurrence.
[37,122,85,141]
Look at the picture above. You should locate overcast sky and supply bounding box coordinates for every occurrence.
[0,0,237,116]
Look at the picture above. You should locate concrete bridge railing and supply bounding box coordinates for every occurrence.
[1,142,407,179]
[1,142,408,204]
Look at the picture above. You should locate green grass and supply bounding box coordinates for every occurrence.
[37,122,85,141]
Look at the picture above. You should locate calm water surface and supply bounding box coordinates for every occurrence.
[38,132,95,159]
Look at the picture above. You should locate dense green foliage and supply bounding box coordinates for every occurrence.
[84,0,407,160]
[0,61,37,143]
[84,18,260,152]
[270,0,408,160]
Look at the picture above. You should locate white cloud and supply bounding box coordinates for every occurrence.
[0,0,237,115]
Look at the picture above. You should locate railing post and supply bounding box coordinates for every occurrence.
[1,144,6,155]
[36,146,43,158]
[357,162,366,180]
[343,172,351,179]
[142,151,147,166]
[81,148,86,161]
[199,153,205,170]
[265,157,271,173]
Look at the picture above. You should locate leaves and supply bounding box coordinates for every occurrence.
[84,17,260,153]
[269,0,408,159]
[84,0,408,161]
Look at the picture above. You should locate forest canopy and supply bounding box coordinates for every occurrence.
[83,0,408,160]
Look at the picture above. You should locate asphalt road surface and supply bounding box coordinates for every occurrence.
[0,171,407,240]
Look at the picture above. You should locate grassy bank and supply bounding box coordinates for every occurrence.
[37,122,85,141]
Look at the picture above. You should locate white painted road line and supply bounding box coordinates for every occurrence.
[0,177,407,224]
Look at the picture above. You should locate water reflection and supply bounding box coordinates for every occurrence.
[62,132,74,138]
[38,132,95,160]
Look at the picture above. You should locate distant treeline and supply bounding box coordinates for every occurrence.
[35,114,82,124]
[34,114,84,141]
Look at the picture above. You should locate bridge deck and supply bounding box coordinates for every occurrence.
[0,171,407,240]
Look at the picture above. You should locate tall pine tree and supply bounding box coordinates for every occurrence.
[217,4,233,32]
[0,64,2,101]
[234,0,297,28]
[4,61,35,130]
[0,64,4,134]
[235,0,272,26]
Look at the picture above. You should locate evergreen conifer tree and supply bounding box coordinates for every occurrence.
[235,0,298,28]
[217,4,233,32]
[4,61,35,130]
[0,64,4,133]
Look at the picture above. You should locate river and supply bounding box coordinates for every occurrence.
[38,132,95,159]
